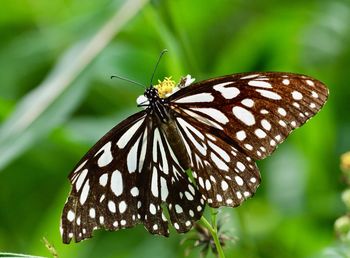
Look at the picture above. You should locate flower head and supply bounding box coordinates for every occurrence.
[154,77,177,98]
[181,218,235,258]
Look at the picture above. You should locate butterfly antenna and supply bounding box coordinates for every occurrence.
[110,75,145,88]
[149,49,168,87]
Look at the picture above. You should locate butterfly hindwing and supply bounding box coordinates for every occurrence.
[174,115,261,208]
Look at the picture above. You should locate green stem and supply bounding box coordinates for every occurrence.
[200,208,226,258]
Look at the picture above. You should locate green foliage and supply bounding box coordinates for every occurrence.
[0,0,349,257]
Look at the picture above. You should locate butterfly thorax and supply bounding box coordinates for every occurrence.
[144,87,169,122]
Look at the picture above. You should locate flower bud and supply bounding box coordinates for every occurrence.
[335,215,350,238]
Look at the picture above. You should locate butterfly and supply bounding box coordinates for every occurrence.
[60,55,328,244]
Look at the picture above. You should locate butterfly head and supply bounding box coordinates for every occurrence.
[136,87,160,108]
[145,87,160,101]
[136,75,195,108]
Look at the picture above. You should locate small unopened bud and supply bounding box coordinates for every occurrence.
[335,215,350,238]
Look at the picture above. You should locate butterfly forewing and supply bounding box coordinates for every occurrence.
[61,111,147,243]
[61,110,204,243]
[170,72,328,160]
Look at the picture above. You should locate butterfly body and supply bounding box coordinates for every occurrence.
[61,72,328,244]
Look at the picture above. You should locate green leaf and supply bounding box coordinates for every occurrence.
[0,253,45,258]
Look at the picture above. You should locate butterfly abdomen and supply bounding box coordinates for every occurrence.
[160,114,191,170]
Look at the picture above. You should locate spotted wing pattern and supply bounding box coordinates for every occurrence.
[61,71,328,243]
[174,115,260,208]
[61,111,204,243]
[169,72,328,206]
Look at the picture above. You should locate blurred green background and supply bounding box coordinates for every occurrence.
[0,0,349,257]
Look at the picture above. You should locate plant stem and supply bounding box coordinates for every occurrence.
[200,208,226,258]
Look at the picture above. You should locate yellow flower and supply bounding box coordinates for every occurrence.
[154,77,177,98]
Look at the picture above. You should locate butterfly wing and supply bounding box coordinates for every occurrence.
[168,72,328,206]
[61,110,204,243]
[170,72,328,160]
[62,71,329,242]
[174,115,261,207]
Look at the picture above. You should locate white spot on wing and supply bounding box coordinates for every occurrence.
[130,186,139,197]
[177,118,207,156]
[255,129,266,138]
[213,82,240,99]
[158,134,169,175]
[191,108,229,124]
[175,93,214,103]
[208,141,230,162]
[150,203,156,215]
[127,136,141,173]
[117,118,145,149]
[248,80,272,88]
[241,98,254,108]
[210,152,229,171]
[236,130,247,141]
[182,109,223,130]
[67,210,75,222]
[75,169,88,191]
[292,91,303,100]
[108,200,116,213]
[232,106,256,126]
[99,173,108,187]
[138,128,148,172]
[119,201,127,213]
[97,142,113,167]
[306,80,314,86]
[152,128,160,163]
[205,179,211,190]
[221,180,228,191]
[245,143,253,150]
[282,79,290,85]
[111,170,123,197]
[160,177,168,201]
[237,161,245,172]
[89,208,96,218]
[175,204,183,213]
[151,167,158,197]
[261,119,271,131]
[241,74,259,79]
[80,180,90,205]
[256,89,282,100]
[235,176,244,186]
[278,107,287,116]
